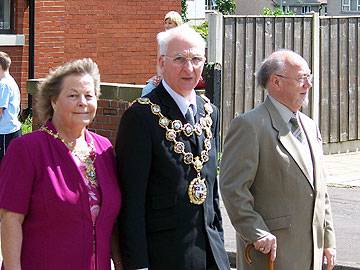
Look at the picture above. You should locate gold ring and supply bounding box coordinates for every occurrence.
[259,247,265,251]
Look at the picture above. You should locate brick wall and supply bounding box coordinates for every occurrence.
[4,0,180,111]
[62,0,180,85]
[89,99,130,145]
[0,0,30,109]
[35,0,66,76]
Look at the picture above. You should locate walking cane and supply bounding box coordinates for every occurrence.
[244,243,274,270]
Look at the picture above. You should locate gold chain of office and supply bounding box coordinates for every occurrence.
[40,126,98,187]
[136,95,214,205]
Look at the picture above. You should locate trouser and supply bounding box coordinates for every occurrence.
[0,129,22,161]
[206,234,218,270]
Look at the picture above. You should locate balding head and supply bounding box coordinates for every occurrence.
[257,49,312,112]
[256,49,308,90]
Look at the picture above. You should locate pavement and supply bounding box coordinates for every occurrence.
[221,152,360,269]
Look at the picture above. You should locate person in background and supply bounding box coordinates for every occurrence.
[0,58,122,270]
[0,51,21,162]
[116,24,230,270]
[141,11,183,97]
[220,49,336,270]
[164,11,183,31]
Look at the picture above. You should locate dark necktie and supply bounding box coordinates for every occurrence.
[290,115,304,143]
[185,105,195,125]
[185,104,201,152]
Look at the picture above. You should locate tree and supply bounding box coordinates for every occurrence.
[262,7,294,16]
[215,0,236,15]
[192,21,208,40]
[181,0,188,22]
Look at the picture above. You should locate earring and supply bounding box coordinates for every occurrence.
[51,100,56,112]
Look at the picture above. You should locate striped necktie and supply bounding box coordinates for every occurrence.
[185,105,195,125]
[290,115,304,143]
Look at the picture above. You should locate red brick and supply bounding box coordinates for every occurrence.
[8,0,180,111]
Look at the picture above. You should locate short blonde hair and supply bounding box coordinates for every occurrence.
[36,58,100,123]
[164,11,183,27]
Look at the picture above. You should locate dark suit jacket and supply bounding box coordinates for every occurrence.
[115,83,230,270]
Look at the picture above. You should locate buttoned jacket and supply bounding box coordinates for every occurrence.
[116,83,230,270]
[220,97,336,270]
[0,122,121,270]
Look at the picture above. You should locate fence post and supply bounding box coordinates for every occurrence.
[207,11,224,148]
[311,12,320,126]
[207,11,223,64]
[205,63,222,109]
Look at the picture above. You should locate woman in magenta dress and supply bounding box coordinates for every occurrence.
[0,58,122,270]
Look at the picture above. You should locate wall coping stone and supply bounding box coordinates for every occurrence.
[27,79,144,102]
[0,34,25,46]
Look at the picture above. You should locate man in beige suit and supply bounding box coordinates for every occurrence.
[220,50,336,270]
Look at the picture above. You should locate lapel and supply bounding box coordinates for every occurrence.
[264,97,312,183]
[299,114,322,191]
[196,95,206,120]
[155,84,198,149]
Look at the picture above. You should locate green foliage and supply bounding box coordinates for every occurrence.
[215,0,236,15]
[204,62,213,78]
[262,7,295,16]
[192,21,208,40]
[21,115,32,134]
[181,0,188,22]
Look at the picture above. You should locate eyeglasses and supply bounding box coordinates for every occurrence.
[164,55,206,67]
[276,73,313,84]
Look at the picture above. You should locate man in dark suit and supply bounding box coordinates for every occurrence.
[220,50,336,270]
[115,24,230,270]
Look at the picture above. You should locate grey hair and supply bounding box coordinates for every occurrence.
[256,49,307,89]
[157,24,206,56]
[256,55,286,89]
[256,48,308,90]
[36,58,100,123]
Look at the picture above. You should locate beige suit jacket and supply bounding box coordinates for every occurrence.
[220,97,335,270]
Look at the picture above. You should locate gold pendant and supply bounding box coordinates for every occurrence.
[188,177,207,205]
[183,123,194,137]
[138,97,150,104]
[135,96,214,206]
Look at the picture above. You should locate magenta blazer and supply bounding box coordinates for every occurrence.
[0,122,121,270]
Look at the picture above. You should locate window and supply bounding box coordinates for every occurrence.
[301,6,312,14]
[342,0,350,11]
[342,0,360,12]
[323,5,328,15]
[205,0,217,10]
[0,0,13,34]
[282,5,291,13]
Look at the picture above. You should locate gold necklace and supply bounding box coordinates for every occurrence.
[136,95,214,205]
[40,126,98,187]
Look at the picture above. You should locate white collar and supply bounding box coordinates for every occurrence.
[162,80,197,117]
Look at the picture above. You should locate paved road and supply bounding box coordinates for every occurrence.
[329,186,360,268]
[324,152,360,187]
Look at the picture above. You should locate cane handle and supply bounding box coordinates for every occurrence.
[244,243,275,270]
